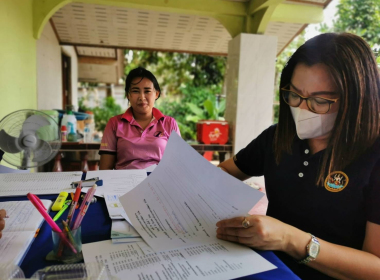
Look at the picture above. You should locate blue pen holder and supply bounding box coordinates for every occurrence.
[46,223,83,264]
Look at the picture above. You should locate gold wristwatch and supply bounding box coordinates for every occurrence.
[298,234,320,264]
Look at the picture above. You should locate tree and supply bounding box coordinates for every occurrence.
[124,50,226,97]
[318,0,380,66]
[331,0,380,47]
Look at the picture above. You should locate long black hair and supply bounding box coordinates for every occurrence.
[274,33,380,185]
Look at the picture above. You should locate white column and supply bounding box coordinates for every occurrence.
[225,33,277,155]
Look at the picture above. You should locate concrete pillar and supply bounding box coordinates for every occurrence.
[225,34,277,155]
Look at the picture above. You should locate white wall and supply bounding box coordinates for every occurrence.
[61,46,78,110]
[36,22,62,110]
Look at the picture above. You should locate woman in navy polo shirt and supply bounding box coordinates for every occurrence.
[99,67,180,170]
[217,33,380,280]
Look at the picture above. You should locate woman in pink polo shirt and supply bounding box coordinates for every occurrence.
[99,67,181,170]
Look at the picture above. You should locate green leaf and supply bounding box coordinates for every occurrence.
[187,103,204,117]
[218,99,226,114]
[186,115,202,123]
[203,99,215,119]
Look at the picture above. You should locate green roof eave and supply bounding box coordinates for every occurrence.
[33,0,247,39]
[271,3,324,24]
[33,0,325,40]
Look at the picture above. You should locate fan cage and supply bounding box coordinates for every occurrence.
[0,109,62,169]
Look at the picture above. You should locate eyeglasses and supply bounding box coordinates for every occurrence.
[281,85,339,114]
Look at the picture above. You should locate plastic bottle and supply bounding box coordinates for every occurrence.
[61,111,77,137]
[67,122,77,142]
[60,125,67,142]
[85,111,95,140]
[83,124,91,143]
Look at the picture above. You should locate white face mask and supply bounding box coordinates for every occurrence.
[290,107,337,140]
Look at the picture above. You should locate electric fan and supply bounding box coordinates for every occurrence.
[0,109,61,169]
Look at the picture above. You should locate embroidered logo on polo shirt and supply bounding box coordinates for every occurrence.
[101,143,108,147]
[324,171,349,192]
[154,131,163,137]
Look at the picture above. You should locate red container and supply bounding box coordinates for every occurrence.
[197,120,229,144]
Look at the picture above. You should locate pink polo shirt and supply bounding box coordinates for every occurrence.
[99,107,181,170]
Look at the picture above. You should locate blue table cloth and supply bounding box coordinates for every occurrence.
[0,195,300,279]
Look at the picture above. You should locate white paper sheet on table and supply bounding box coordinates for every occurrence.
[0,172,81,197]
[111,220,140,239]
[145,164,157,172]
[0,200,53,265]
[104,193,127,219]
[82,239,276,280]
[119,132,265,252]
[82,170,147,197]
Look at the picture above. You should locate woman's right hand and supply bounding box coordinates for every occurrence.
[0,209,7,238]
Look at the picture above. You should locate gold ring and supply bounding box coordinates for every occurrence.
[242,217,250,228]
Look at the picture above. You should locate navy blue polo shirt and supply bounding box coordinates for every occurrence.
[235,125,380,280]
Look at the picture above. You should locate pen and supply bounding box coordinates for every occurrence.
[62,220,78,249]
[71,185,97,230]
[27,193,77,254]
[81,171,87,181]
[67,185,82,227]
[71,177,101,188]
[70,192,74,200]
[32,193,47,211]
[53,200,71,222]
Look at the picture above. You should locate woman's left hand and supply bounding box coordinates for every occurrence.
[216,215,293,252]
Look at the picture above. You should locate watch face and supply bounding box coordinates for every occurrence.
[309,243,320,258]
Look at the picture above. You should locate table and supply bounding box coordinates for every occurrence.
[0,194,300,280]
[51,142,232,172]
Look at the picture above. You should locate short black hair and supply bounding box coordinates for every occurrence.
[125,67,161,100]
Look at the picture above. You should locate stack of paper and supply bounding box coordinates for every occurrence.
[82,170,147,199]
[83,133,277,280]
[82,170,147,244]
[0,172,82,197]
[111,220,142,244]
[0,200,53,265]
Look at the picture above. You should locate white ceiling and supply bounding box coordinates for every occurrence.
[52,3,230,55]
[76,46,117,57]
[51,0,329,57]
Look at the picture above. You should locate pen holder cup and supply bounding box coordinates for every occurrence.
[46,224,83,264]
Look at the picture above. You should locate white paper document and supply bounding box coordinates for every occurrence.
[82,170,147,197]
[0,200,53,265]
[0,231,35,265]
[120,132,265,252]
[104,193,128,219]
[111,220,140,239]
[0,200,52,232]
[0,172,81,196]
[145,164,157,172]
[83,240,276,280]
